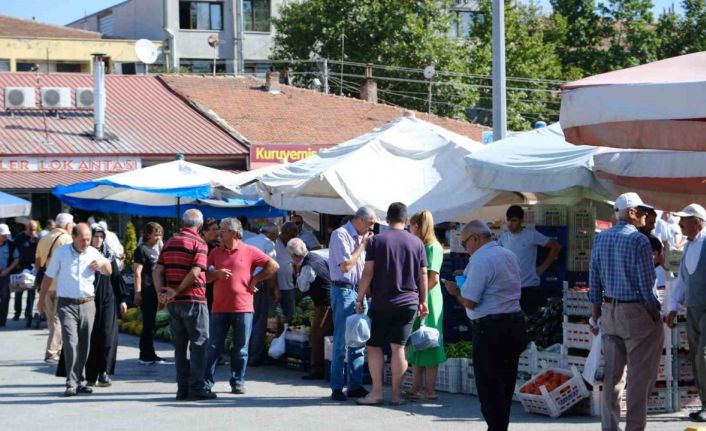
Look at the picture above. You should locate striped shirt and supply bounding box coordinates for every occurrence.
[588,221,660,311]
[157,228,208,303]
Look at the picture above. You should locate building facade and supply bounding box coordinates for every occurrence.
[67,0,289,75]
[0,15,164,74]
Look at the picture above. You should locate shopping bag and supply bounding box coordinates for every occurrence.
[345,313,371,348]
[582,332,604,386]
[268,324,288,359]
[410,323,440,351]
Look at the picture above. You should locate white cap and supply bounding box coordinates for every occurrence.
[0,224,10,236]
[674,203,706,221]
[614,192,653,212]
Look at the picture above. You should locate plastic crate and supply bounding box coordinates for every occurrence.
[568,231,594,251]
[677,354,694,381]
[536,344,564,369]
[563,286,592,317]
[528,205,568,226]
[678,385,702,411]
[383,364,413,390]
[664,249,683,272]
[285,330,310,343]
[567,250,590,272]
[674,322,689,350]
[518,343,538,374]
[459,358,476,395]
[568,207,596,232]
[324,336,333,361]
[285,339,310,356]
[564,321,593,350]
[435,358,463,393]
[323,359,372,385]
[283,354,310,372]
[620,386,672,413]
[516,367,589,418]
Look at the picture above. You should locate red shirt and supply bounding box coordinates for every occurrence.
[208,241,270,313]
[157,228,208,303]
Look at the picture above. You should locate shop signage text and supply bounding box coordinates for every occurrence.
[0,157,141,172]
[250,144,331,165]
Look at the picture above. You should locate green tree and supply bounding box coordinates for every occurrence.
[599,0,658,70]
[679,0,706,53]
[272,0,477,118]
[123,222,137,269]
[466,0,564,130]
[655,5,684,58]
[547,0,605,78]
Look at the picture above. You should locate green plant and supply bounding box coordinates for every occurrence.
[123,222,137,268]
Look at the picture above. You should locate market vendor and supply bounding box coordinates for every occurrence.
[667,203,706,423]
[498,205,562,315]
[444,220,527,431]
[288,238,332,380]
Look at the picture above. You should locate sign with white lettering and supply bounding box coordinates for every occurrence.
[0,157,141,172]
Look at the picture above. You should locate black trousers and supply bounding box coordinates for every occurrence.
[139,287,158,359]
[0,276,10,326]
[14,288,35,320]
[472,313,528,431]
[248,281,271,365]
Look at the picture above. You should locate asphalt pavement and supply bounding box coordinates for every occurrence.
[0,301,690,431]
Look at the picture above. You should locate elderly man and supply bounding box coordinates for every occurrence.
[205,218,278,394]
[245,222,279,366]
[0,223,19,327]
[274,222,300,325]
[589,192,663,431]
[36,213,74,362]
[499,205,562,315]
[288,237,333,380]
[13,220,39,325]
[355,202,428,406]
[445,220,527,430]
[155,209,214,401]
[39,223,111,396]
[292,214,322,251]
[667,203,706,422]
[328,206,376,401]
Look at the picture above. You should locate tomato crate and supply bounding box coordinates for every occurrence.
[516,367,589,418]
[564,321,593,350]
[677,354,694,381]
[536,344,564,369]
[678,385,702,411]
[435,358,463,393]
[620,386,672,413]
[563,286,592,317]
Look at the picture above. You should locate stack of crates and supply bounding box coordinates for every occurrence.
[567,207,596,272]
[673,318,701,412]
[441,252,472,343]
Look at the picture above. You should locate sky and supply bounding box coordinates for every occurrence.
[0,0,685,26]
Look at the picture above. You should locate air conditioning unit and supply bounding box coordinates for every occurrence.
[41,87,71,109]
[75,88,94,108]
[4,87,36,109]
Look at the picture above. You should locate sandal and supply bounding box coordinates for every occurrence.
[389,399,406,406]
[402,389,423,400]
[356,395,384,406]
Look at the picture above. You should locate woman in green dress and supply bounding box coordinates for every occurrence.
[405,209,446,400]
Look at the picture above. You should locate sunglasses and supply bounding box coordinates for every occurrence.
[461,235,474,248]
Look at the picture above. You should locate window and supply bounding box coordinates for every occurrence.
[0,60,9,72]
[16,62,37,72]
[180,58,226,74]
[179,1,223,30]
[56,63,82,73]
[243,0,270,32]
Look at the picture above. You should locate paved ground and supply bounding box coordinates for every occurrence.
[0,307,690,430]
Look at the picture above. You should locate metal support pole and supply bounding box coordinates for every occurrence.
[340,29,345,96]
[213,44,218,76]
[428,77,433,117]
[236,0,245,75]
[322,59,329,94]
[492,0,507,141]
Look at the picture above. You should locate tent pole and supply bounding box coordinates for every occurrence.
[177,197,181,221]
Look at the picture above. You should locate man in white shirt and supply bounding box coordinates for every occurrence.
[38,223,111,397]
[498,205,562,315]
[274,222,299,324]
[666,204,706,422]
[244,223,279,366]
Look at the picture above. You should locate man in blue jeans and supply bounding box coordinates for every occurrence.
[204,218,278,394]
[328,206,377,401]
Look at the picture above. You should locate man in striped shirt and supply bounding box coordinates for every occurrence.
[154,209,215,401]
[589,192,663,431]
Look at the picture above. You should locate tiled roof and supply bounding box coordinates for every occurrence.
[160,75,488,145]
[0,73,248,158]
[0,15,102,39]
[0,171,107,190]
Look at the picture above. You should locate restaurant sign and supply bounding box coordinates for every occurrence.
[0,157,141,172]
[250,144,330,165]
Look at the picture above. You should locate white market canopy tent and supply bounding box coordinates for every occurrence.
[0,191,31,218]
[257,116,524,223]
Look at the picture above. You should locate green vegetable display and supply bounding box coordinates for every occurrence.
[445,341,472,358]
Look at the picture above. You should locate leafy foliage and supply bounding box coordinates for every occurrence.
[123,222,137,269]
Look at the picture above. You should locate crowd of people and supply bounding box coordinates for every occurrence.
[1,189,703,431]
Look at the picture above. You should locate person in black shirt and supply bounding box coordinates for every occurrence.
[133,222,164,364]
[200,217,220,312]
[13,220,39,326]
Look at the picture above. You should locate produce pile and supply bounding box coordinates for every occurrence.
[518,370,571,395]
[291,296,315,326]
[526,297,563,348]
[444,341,472,358]
[118,307,171,342]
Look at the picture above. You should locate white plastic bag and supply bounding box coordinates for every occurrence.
[410,323,440,351]
[345,313,371,347]
[582,332,604,386]
[268,324,288,359]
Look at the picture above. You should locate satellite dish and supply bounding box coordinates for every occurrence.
[135,39,158,64]
[208,34,219,48]
[423,65,436,80]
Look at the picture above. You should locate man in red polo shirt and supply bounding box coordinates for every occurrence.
[204,217,278,394]
[155,209,213,401]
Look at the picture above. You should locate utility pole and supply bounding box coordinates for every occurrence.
[492,0,507,141]
[322,59,329,94]
[235,0,245,75]
[340,27,345,96]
